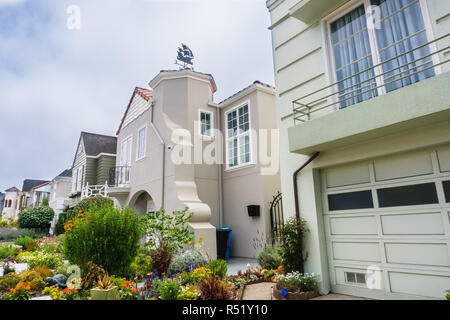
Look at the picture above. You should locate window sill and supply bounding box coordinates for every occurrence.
[136,156,147,162]
[224,162,255,172]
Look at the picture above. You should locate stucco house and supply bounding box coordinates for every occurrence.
[68,131,117,207]
[107,69,280,259]
[27,181,51,207]
[267,0,450,299]
[1,187,22,221]
[48,168,72,234]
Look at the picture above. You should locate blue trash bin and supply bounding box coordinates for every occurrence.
[216,227,232,260]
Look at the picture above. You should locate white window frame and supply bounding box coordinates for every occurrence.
[198,109,214,138]
[224,101,253,171]
[321,0,439,111]
[120,135,133,185]
[136,125,147,161]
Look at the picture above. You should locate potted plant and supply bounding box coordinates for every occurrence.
[272,272,319,300]
[90,274,118,300]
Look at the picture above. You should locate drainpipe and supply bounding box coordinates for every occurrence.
[217,106,224,227]
[293,152,320,219]
[151,101,165,208]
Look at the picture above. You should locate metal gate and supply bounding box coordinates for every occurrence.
[269,192,284,244]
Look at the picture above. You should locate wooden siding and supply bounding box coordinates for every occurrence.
[85,158,97,186]
[96,155,116,185]
[122,94,151,130]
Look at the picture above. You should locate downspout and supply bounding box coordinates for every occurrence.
[293,151,320,219]
[217,106,224,227]
[150,101,165,209]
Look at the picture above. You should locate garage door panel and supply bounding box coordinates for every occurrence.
[389,271,450,298]
[330,216,378,235]
[325,162,370,188]
[374,151,433,181]
[437,145,450,172]
[332,242,381,263]
[384,243,450,267]
[334,266,386,291]
[381,212,445,235]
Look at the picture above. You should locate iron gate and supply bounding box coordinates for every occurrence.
[269,192,283,244]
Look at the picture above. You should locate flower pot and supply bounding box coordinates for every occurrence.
[90,286,118,300]
[272,286,319,300]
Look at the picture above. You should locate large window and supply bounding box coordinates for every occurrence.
[137,126,147,160]
[328,0,435,109]
[225,104,251,169]
[199,110,213,137]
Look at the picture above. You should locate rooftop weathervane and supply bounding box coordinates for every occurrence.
[175,43,194,69]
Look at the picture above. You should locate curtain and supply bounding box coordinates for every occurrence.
[372,0,434,92]
[331,5,377,109]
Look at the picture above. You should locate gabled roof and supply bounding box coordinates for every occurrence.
[22,180,49,192]
[31,181,51,191]
[116,87,153,135]
[217,80,275,106]
[81,132,117,157]
[55,168,72,179]
[5,187,20,193]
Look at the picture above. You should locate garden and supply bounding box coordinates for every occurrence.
[0,195,321,300]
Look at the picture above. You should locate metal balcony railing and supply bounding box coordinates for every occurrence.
[292,33,450,124]
[108,166,131,187]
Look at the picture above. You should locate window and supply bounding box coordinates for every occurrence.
[137,126,147,160]
[327,0,435,109]
[377,182,438,207]
[199,110,213,137]
[443,180,450,203]
[328,190,374,211]
[225,104,251,169]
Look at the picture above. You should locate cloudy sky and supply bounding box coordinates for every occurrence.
[0,0,274,192]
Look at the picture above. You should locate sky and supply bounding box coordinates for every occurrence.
[0,0,275,192]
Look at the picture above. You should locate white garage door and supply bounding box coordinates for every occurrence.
[321,145,450,299]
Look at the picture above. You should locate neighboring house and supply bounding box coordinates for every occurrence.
[69,132,117,207]
[0,192,4,213]
[267,0,450,299]
[27,181,51,208]
[1,187,22,221]
[19,179,50,211]
[107,69,279,259]
[48,168,73,234]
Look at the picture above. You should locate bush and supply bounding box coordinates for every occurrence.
[63,205,142,277]
[168,245,209,274]
[18,206,54,231]
[208,259,227,279]
[0,243,19,260]
[257,245,283,270]
[0,272,20,291]
[80,262,107,291]
[22,251,63,269]
[18,270,45,292]
[72,196,113,215]
[14,236,35,250]
[279,217,309,273]
[54,210,74,236]
[198,278,232,300]
[157,278,182,300]
[31,266,53,279]
[130,250,153,280]
[150,243,172,276]
[275,272,318,292]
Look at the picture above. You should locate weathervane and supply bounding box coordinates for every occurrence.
[175,43,194,69]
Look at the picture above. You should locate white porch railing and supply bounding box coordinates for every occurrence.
[81,182,109,199]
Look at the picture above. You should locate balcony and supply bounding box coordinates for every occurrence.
[107,166,131,196]
[288,34,450,155]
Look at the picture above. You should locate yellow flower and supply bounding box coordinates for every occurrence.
[198,237,203,243]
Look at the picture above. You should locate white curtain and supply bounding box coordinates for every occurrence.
[372,0,434,92]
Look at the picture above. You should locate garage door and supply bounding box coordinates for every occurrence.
[321,146,450,299]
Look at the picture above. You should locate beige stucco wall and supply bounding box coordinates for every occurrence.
[1,190,21,221]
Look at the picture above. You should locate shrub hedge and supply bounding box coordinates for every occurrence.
[17,206,54,231]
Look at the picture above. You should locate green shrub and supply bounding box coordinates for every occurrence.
[80,262,107,291]
[73,196,113,215]
[0,219,8,228]
[54,211,72,236]
[130,250,153,280]
[257,245,283,270]
[63,205,142,277]
[275,271,318,292]
[14,236,35,250]
[157,277,182,300]
[0,243,19,260]
[0,273,20,291]
[208,259,228,278]
[279,217,309,273]
[446,289,450,300]
[168,246,209,274]
[17,206,54,231]
[18,270,46,292]
[22,251,63,269]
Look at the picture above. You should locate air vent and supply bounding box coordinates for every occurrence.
[345,272,366,285]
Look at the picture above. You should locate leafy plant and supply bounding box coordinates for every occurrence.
[0,243,19,259]
[157,277,182,300]
[257,244,283,270]
[208,259,228,279]
[72,196,113,215]
[129,248,153,280]
[168,244,209,274]
[18,270,46,291]
[96,274,113,290]
[21,251,62,269]
[80,262,107,291]
[31,266,53,279]
[0,272,20,291]
[54,210,74,236]
[63,205,142,277]
[14,235,35,250]
[142,207,194,252]
[279,217,309,273]
[60,288,78,300]
[17,206,54,231]
[117,279,138,300]
[178,284,200,300]
[198,278,232,300]
[190,267,213,283]
[1,281,31,300]
[275,271,318,292]
[149,242,172,276]
[446,289,450,300]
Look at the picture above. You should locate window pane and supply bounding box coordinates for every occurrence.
[238,105,249,134]
[377,183,438,207]
[330,5,377,109]
[443,181,450,203]
[328,190,374,211]
[200,112,211,136]
[371,0,434,92]
[227,110,237,137]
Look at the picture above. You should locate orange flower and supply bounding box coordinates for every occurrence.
[25,285,31,291]
[131,287,137,293]
[122,281,130,288]
[10,288,16,293]
[16,281,24,289]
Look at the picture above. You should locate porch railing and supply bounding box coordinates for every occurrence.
[81,182,108,199]
[108,166,131,187]
[292,33,450,124]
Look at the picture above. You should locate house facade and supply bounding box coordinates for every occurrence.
[107,69,279,259]
[267,0,450,299]
[27,181,51,208]
[0,192,4,213]
[69,132,117,207]
[48,169,72,234]
[19,179,50,211]
[1,187,22,221]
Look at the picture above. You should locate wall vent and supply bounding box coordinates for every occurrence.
[345,272,366,285]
